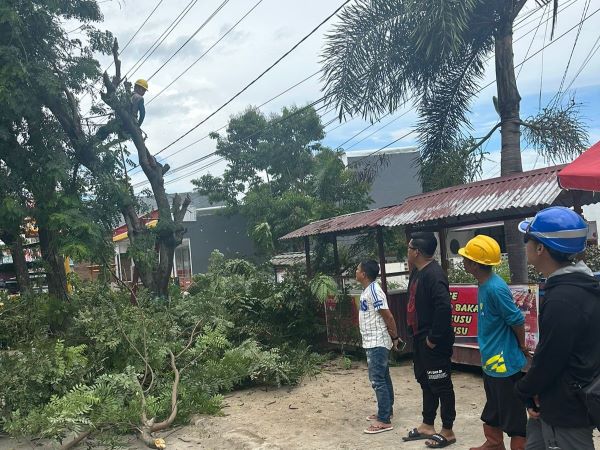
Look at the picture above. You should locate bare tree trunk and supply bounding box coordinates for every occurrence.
[495,1,528,283]
[38,225,68,300]
[0,230,31,294]
[100,41,190,297]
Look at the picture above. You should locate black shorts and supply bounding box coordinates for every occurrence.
[481,372,527,437]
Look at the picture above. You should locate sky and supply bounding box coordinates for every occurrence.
[82,0,600,199]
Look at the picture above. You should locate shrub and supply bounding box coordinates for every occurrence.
[0,252,326,446]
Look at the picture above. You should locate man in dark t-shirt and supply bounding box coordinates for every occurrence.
[402,231,457,448]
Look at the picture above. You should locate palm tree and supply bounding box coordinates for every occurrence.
[322,0,586,283]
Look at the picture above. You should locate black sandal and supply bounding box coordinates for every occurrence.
[425,433,457,448]
[402,428,434,441]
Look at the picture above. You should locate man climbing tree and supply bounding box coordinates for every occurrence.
[131,79,148,126]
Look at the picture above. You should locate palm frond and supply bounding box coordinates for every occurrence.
[321,0,489,121]
[522,97,589,164]
[321,0,415,121]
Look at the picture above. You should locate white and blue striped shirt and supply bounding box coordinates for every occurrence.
[358,281,392,349]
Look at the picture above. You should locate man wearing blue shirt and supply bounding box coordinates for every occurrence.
[459,235,527,450]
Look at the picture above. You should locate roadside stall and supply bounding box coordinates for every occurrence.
[281,164,599,365]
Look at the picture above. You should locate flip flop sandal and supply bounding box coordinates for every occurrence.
[402,428,434,441]
[363,424,394,434]
[425,433,457,448]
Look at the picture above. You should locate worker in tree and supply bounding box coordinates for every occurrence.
[96,79,148,141]
[131,79,148,126]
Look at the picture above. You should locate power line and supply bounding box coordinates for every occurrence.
[517,2,548,79]
[553,0,591,102]
[561,31,600,96]
[129,70,321,177]
[147,0,265,105]
[120,0,167,56]
[155,0,352,155]
[147,0,231,81]
[135,0,592,189]
[343,4,600,169]
[127,0,575,172]
[345,112,410,152]
[79,0,166,102]
[124,0,199,81]
[132,100,331,188]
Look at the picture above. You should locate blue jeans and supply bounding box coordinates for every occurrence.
[366,347,394,423]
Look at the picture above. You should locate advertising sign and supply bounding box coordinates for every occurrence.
[450,284,540,350]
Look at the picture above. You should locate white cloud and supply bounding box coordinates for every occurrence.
[86,0,600,194]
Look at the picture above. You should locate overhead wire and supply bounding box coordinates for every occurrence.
[79,0,166,102]
[134,0,591,189]
[124,0,199,80]
[146,0,232,81]
[129,70,322,177]
[126,0,572,166]
[154,0,353,155]
[133,101,333,188]
[552,0,591,102]
[561,32,600,96]
[344,4,600,168]
[517,2,549,79]
[146,0,265,105]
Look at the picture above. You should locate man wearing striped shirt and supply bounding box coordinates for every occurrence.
[356,260,400,434]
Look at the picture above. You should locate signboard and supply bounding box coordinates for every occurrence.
[449,286,478,338]
[324,284,541,362]
[450,284,539,350]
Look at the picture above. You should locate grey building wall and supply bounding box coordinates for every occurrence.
[346,147,422,208]
[185,212,257,274]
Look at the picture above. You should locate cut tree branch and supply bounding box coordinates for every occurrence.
[467,122,502,154]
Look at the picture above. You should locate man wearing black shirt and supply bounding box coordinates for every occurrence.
[402,231,457,448]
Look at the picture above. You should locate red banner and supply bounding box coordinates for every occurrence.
[450,286,479,337]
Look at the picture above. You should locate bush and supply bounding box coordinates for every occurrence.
[0,252,326,446]
[448,258,542,284]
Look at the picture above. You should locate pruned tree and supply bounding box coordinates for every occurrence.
[0,1,191,297]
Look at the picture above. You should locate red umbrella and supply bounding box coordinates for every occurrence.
[558,140,600,192]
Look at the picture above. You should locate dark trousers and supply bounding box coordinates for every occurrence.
[526,417,594,450]
[481,372,527,437]
[413,337,456,429]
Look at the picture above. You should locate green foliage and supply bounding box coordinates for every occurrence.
[448,258,540,284]
[0,253,326,444]
[309,274,339,303]
[193,107,371,253]
[522,99,589,164]
[584,245,600,273]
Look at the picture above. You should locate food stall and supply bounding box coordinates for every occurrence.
[282,164,599,365]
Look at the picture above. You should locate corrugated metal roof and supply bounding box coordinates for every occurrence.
[281,165,567,239]
[270,252,307,267]
[280,207,395,239]
[379,164,567,227]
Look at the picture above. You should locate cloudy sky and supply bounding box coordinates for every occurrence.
[84,0,600,196]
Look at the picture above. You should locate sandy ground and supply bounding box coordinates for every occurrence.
[2,359,599,449]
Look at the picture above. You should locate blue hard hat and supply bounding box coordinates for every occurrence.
[518,206,588,254]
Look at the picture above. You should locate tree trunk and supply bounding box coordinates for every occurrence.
[43,40,191,298]
[0,230,31,294]
[38,226,68,300]
[495,1,527,283]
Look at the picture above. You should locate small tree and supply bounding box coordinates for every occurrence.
[193,106,371,254]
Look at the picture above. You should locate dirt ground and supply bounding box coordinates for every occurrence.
[2,359,599,449]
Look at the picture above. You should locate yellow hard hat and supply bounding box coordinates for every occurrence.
[458,235,501,266]
[134,79,149,90]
